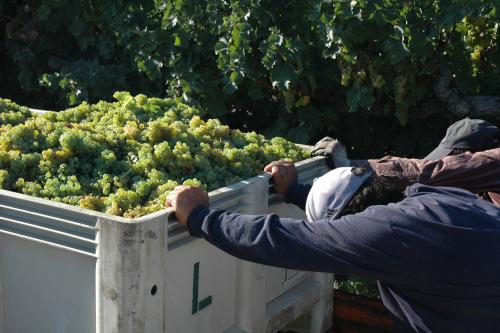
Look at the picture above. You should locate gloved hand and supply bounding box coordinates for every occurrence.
[312,137,350,169]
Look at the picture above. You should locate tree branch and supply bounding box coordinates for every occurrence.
[434,67,500,117]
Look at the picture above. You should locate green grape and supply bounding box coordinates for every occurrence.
[106,188,141,212]
[134,180,153,198]
[79,195,105,211]
[0,95,309,217]
[124,121,141,139]
[59,131,81,151]
[97,174,113,196]
[183,178,202,187]
[0,98,33,125]
[0,169,8,188]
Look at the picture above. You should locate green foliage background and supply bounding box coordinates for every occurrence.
[1,0,500,158]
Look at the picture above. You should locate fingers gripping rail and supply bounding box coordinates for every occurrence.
[0,155,331,333]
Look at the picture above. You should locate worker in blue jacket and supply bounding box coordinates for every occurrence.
[166,160,500,333]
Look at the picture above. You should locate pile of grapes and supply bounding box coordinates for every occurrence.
[0,93,308,217]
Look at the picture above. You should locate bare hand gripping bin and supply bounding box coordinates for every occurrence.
[0,154,333,333]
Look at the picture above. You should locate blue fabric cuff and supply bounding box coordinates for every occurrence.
[186,205,210,237]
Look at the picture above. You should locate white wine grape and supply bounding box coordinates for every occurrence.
[0,93,309,217]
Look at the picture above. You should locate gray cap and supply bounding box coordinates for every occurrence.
[305,167,372,222]
[424,118,499,160]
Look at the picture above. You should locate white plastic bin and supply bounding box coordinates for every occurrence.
[0,150,331,333]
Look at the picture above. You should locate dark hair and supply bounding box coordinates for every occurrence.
[339,174,406,218]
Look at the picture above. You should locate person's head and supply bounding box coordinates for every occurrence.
[306,167,405,222]
[425,118,499,160]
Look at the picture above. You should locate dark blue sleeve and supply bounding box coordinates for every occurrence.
[187,204,418,283]
[284,182,311,210]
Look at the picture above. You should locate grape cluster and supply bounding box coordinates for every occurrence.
[0,93,309,218]
[0,98,32,126]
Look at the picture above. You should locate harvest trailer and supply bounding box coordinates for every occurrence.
[0,155,333,333]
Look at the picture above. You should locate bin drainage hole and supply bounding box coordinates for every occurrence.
[151,285,157,295]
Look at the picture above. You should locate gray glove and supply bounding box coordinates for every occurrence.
[312,137,350,169]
